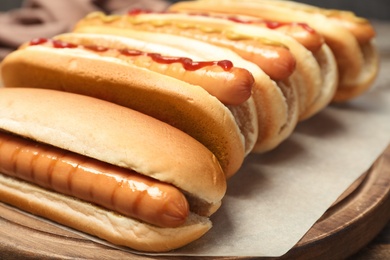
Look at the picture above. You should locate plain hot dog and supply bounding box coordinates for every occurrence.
[1,33,258,178]
[0,88,226,252]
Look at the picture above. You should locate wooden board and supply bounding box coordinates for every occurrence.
[0,145,389,260]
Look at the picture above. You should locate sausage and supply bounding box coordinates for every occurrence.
[0,131,190,228]
[29,38,254,106]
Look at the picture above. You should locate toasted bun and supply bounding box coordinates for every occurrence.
[0,87,227,252]
[71,23,299,152]
[0,43,246,178]
[170,0,379,102]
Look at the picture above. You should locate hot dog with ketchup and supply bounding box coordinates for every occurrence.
[0,87,226,252]
[169,0,380,102]
[74,10,338,120]
[1,34,259,178]
[62,27,300,153]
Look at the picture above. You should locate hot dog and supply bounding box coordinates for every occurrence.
[169,0,380,102]
[0,87,226,252]
[29,37,254,106]
[77,10,337,120]
[72,32,299,153]
[1,34,258,178]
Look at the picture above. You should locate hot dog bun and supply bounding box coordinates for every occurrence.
[95,10,337,120]
[0,35,254,178]
[0,87,226,252]
[169,0,380,102]
[70,20,300,152]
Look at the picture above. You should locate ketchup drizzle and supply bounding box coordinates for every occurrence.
[28,38,234,71]
[126,9,315,34]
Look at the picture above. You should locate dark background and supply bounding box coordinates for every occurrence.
[0,0,389,20]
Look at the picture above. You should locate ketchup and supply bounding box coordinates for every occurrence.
[28,38,234,71]
[126,9,315,34]
[128,8,151,15]
[119,49,232,71]
[225,16,315,33]
[30,38,78,48]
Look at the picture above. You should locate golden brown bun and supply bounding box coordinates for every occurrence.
[170,0,379,102]
[71,24,299,153]
[0,43,246,178]
[0,87,227,252]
